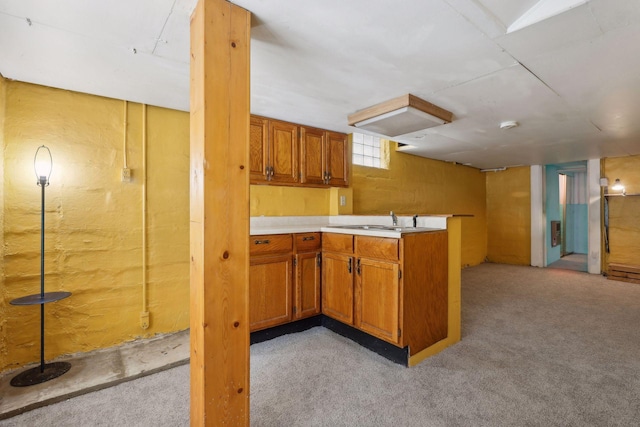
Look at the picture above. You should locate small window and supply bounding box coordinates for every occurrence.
[352,133,388,169]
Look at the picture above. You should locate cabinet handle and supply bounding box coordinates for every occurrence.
[347,258,352,274]
[356,258,361,275]
[254,239,271,245]
[316,253,322,267]
[302,236,315,241]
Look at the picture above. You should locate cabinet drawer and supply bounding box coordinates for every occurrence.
[356,236,399,261]
[295,232,321,251]
[250,234,293,255]
[322,233,354,253]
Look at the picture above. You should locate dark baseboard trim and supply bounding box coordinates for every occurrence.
[250,315,323,345]
[250,315,409,366]
[321,316,409,366]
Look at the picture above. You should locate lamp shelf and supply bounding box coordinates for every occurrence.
[10,291,72,306]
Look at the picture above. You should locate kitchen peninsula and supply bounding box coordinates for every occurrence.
[250,214,462,366]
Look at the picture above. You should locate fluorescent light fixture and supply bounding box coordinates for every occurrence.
[348,94,452,138]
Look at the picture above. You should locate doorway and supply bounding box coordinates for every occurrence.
[544,161,589,272]
[531,159,602,274]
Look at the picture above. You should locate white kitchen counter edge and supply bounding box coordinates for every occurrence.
[250,215,448,237]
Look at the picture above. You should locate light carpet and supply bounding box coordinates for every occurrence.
[1,263,639,426]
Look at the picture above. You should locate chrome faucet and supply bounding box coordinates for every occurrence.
[390,211,398,226]
[413,214,419,228]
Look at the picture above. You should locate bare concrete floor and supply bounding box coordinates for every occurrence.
[0,329,189,420]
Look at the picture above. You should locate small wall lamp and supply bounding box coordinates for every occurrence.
[611,178,625,193]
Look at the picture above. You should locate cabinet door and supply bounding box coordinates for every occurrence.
[250,116,269,182]
[249,254,293,331]
[294,251,321,319]
[269,120,299,183]
[325,131,348,187]
[321,252,354,324]
[355,258,400,344]
[300,126,326,185]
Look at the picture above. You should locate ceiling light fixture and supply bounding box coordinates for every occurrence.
[348,94,452,138]
[499,121,519,130]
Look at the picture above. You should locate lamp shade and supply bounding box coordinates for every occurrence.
[34,145,52,186]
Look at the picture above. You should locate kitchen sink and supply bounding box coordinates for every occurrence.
[326,224,396,230]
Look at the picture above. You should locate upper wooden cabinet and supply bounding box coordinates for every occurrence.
[325,131,349,187]
[250,115,349,187]
[250,116,269,182]
[299,126,326,186]
[269,120,299,184]
[300,127,349,187]
[250,116,298,184]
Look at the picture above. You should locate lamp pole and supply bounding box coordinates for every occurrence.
[39,173,46,371]
[9,146,72,387]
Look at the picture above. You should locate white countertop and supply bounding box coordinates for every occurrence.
[250,215,448,238]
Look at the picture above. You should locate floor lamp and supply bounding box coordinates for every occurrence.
[10,145,72,387]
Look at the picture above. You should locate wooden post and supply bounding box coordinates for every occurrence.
[190,0,250,425]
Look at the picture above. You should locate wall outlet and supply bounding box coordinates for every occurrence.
[140,311,150,329]
[339,195,347,206]
[122,167,132,182]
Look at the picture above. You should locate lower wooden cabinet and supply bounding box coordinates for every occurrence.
[250,230,448,356]
[294,233,322,319]
[321,251,354,324]
[249,232,322,331]
[322,231,448,355]
[249,253,293,331]
[355,257,400,344]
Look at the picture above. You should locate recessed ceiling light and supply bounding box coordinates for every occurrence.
[500,121,519,130]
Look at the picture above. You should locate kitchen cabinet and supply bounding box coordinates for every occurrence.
[300,127,349,187]
[249,234,293,331]
[325,131,349,187]
[250,232,323,331]
[294,233,322,319]
[354,236,401,344]
[321,233,355,324]
[250,115,269,181]
[251,115,348,188]
[299,126,325,185]
[322,231,449,354]
[269,120,299,184]
[250,116,299,184]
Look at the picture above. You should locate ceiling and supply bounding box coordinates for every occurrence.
[1,0,640,169]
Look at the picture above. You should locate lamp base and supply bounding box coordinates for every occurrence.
[10,362,71,387]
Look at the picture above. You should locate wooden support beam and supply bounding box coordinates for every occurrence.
[190,0,251,425]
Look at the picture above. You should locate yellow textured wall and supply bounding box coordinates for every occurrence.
[351,143,487,267]
[0,75,7,369]
[1,81,189,371]
[485,167,531,265]
[604,155,640,268]
[250,185,331,216]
